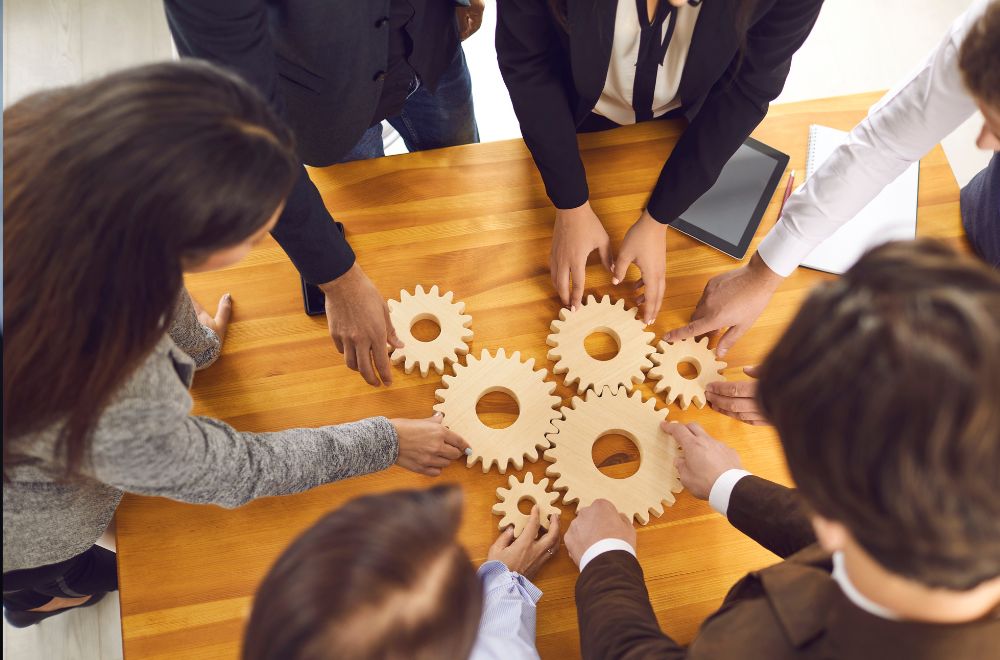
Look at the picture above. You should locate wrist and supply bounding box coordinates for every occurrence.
[555,200,593,219]
[747,252,783,288]
[578,537,636,572]
[638,209,667,230]
[317,262,362,294]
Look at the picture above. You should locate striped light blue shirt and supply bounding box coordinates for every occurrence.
[469,560,543,659]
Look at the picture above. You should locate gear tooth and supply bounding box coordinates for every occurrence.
[442,289,454,302]
[491,503,505,516]
[399,288,412,301]
[508,474,518,488]
[614,297,625,308]
[510,455,525,471]
[511,350,521,362]
[691,395,705,409]
[524,356,536,370]
[558,308,571,321]
[428,284,440,296]
[415,284,426,296]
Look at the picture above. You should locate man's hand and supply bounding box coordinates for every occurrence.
[487,505,561,580]
[564,499,636,568]
[662,252,783,358]
[551,201,614,311]
[390,412,471,477]
[705,365,769,426]
[612,210,667,325]
[320,263,403,386]
[457,0,486,40]
[665,421,742,500]
[192,292,233,343]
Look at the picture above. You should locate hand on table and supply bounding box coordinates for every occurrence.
[192,292,233,344]
[612,210,667,325]
[665,421,742,500]
[564,499,636,568]
[321,262,403,387]
[456,0,486,40]
[662,252,783,358]
[705,366,769,426]
[551,201,614,311]
[390,412,471,477]
[487,505,561,580]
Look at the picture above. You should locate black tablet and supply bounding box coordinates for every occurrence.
[670,137,790,260]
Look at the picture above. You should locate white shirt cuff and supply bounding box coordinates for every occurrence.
[756,219,816,277]
[578,538,636,573]
[708,469,753,517]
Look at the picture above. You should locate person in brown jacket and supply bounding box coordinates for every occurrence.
[564,239,1000,659]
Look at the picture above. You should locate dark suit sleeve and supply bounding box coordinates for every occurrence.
[164,0,356,284]
[647,0,823,223]
[727,475,817,559]
[576,551,687,660]
[496,0,589,209]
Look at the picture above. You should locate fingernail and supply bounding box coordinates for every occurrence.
[464,447,472,455]
[224,293,232,301]
[571,305,577,312]
[612,278,620,285]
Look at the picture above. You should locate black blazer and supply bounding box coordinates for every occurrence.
[497,0,824,224]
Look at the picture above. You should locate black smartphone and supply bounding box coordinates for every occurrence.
[301,277,326,316]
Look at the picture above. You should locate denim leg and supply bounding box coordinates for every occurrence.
[960,152,1000,268]
[388,46,479,152]
[339,123,387,163]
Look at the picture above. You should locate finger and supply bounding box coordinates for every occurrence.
[705,392,758,414]
[570,259,586,311]
[539,514,561,549]
[518,505,542,544]
[636,294,645,307]
[425,456,451,469]
[744,365,761,378]
[663,421,697,449]
[716,324,747,358]
[441,428,472,454]
[644,273,664,325]
[631,278,645,291]
[384,307,404,349]
[554,260,571,308]
[421,467,442,477]
[611,253,633,285]
[214,293,233,326]
[491,526,516,552]
[343,338,359,370]
[705,380,754,397]
[596,238,614,273]
[355,344,381,386]
[437,443,463,461]
[661,317,719,344]
[372,339,394,386]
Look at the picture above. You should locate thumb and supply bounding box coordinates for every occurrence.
[597,239,615,274]
[384,309,404,349]
[428,411,445,424]
[716,324,747,358]
[611,252,633,285]
[744,364,761,379]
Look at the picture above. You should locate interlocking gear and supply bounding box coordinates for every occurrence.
[492,473,561,537]
[647,337,727,409]
[544,385,681,525]
[546,295,656,394]
[388,284,473,377]
[434,348,562,474]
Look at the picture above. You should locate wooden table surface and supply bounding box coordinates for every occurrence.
[115,92,965,659]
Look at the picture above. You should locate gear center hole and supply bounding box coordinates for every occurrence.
[517,497,536,515]
[476,388,520,430]
[585,329,621,361]
[592,431,640,479]
[677,358,701,380]
[410,314,441,342]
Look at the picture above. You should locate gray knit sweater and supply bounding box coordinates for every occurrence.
[2,290,399,573]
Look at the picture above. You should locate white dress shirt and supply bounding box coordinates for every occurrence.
[757,0,987,276]
[593,0,702,125]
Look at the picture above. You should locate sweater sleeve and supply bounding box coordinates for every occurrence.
[168,289,222,370]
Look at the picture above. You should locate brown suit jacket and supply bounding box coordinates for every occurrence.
[576,476,1000,659]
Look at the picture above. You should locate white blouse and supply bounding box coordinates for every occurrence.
[593,0,702,125]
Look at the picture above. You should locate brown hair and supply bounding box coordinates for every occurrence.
[758,239,1000,590]
[959,0,1000,108]
[3,61,299,478]
[243,486,483,660]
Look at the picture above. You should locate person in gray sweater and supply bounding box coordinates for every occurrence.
[2,61,468,627]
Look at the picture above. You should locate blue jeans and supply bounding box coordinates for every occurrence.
[960,151,1000,268]
[341,46,479,162]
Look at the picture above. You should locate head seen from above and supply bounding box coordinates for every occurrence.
[959,0,1000,150]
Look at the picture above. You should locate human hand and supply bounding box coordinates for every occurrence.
[551,201,614,310]
[457,0,486,40]
[192,292,233,343]
[487,505,561,580]
[320,263,403,386]
[564,499,636,567]
[662,252,783,358]
[612,210,667,325]
[705,365,769,425]
[390,412,471,477]
[665,421,742,500]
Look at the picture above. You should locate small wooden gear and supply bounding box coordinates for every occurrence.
[387,285,473,377]
[434,348,562,474]
[492,473,561,538]
[546,295,656,394]
[647,337,727,409]
[544,385,682,525]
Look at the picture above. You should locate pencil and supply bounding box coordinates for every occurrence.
[778,169,796,218]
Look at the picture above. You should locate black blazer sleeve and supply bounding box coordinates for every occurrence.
[646,0,823,223]
[576,551,687,660]
[165,0,356,285]
[727,475,817,559]
[496,0,590,210]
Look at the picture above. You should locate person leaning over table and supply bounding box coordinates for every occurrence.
[495,0,824,324]
[163,0,485,389]
[1,61,470,629]
[563,239,1000,659]
[243,485,560,660]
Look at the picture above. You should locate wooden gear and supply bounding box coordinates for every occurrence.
[492,473,561,538]
[647,337,727,409]
[544,385,682,525]
[434,348,562,473]
[387,285,473,377]
[546,295,656,394]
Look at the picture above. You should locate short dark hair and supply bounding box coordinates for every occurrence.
[758,239,1000,590]
[960,0,1000,108]
[243,486,483,660]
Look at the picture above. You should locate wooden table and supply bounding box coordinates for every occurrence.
[115,92,965,659]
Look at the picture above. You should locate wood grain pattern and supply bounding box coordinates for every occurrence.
[115,92,965,660]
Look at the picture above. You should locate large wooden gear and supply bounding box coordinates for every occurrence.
[546,295,656,394]
[492,473,561,537]
[647,337,727,409]
[543,385,682,525]
[434,348,562,474]
[387,285,473,377]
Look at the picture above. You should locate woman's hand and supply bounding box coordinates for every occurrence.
[390,413,471,477]
[192,293,233,343]
[705,365,769,425]
[551,201,614,311]
[487,505,561,580]
[665,421,742,500]
[612,210,667,325]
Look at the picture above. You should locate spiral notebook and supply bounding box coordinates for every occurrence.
[800,125,919,274]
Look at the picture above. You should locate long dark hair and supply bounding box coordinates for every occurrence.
[3,61,299,478]
[243,486,483,660]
